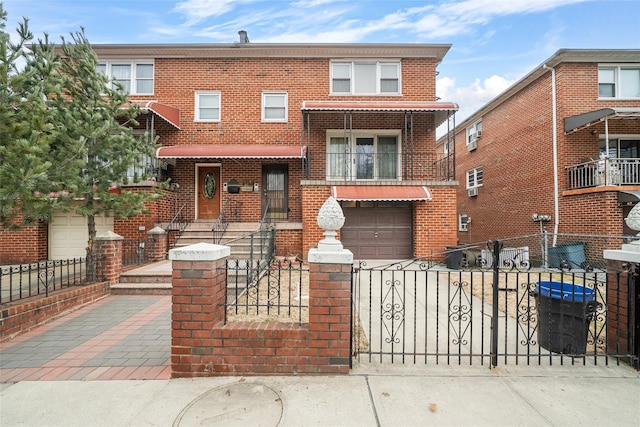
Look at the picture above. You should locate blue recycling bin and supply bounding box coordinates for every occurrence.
[535,281,597,354]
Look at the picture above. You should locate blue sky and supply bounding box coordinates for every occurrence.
[3,0,640,124]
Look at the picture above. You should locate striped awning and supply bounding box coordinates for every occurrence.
[331,185,432,201]
[155,145,307,159]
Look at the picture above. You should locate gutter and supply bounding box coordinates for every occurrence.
[543,64,559,246]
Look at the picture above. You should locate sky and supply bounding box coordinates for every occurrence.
[3,0,640,127]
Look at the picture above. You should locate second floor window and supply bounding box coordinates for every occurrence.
[599,65,640,98]
[466,166,483,189]
[262,91,288,122]
[331,61,400,95]
[195,91,221,122]
[97,61,154,95]
[327,133,400,180]
[466,120,482,147]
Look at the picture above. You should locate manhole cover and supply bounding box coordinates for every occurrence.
[174,381,283,426]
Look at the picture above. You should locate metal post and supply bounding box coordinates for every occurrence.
[491,240,502,367]
[543,229,549,270]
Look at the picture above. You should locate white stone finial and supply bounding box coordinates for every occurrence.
[316,196,345,250]
[625,203,640,237]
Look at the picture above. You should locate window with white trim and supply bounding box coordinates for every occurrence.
[599,65,640,98]
[195,91,221,122]
[459,213,469,232]
[466,120,482,147]
[262,91,288,122]
[96,60,154,95]
[466,166,483,189]
[331,61,400,95]
[326,131,400,180]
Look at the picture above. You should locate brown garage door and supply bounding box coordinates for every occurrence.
[341,205,412,259]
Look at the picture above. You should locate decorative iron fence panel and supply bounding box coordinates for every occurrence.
[224,259,308,326]
[121,238,151,267]
[352,242,637,368]
[0,258,87,304]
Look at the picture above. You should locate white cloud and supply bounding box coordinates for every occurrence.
[173,0,242,25]
[436,74,515,135]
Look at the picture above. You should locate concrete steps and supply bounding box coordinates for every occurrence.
[113,222,270,295]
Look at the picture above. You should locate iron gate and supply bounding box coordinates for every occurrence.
[351,240,638,367]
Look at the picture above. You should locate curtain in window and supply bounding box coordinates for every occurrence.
[111,65,131,92]
[377,136,398,179]
[329,137,349,179]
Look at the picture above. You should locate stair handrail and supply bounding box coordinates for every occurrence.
[212,197,231,244]
[164,199,189,234]
[259,197,271,230]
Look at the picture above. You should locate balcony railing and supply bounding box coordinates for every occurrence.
[326,152,453,181]
[566,158,640,190]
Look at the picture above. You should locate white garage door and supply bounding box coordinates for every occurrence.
[49,211,114,260]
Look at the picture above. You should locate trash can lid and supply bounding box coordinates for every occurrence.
[535,281,595,302]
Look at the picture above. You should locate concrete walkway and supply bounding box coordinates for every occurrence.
[1,294,639,426]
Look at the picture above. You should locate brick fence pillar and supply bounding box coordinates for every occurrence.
[94,231,123,285]
[169,242,230,378]
[307,196,354,373]
[147,226,168,262]
[604,242,639,361]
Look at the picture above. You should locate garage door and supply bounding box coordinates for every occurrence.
[341,205,412,259]
[49,211,114,260]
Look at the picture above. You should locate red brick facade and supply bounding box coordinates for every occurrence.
[2,43,459,263]
[451,50,640,246]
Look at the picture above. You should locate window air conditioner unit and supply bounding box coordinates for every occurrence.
[467,139,477,151]
[468,187,478,197]
[475,130,482,139]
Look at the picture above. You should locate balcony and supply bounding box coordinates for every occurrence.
[326,152,454,181]
[566,158,640,190]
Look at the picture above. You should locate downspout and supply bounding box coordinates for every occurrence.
[543,64,559,246]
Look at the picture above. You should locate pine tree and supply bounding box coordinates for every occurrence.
[1,6,160,277]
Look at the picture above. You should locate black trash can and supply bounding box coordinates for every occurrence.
[445,246,464,269]
[535,281,596,354]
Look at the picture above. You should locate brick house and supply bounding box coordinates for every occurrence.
[0,35,459,263]
[443,49,640,259]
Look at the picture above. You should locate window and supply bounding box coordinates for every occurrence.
[331,61,400,95]
[466,120,482,149]
[599,65,640,98]
[262,91,288,122]
[459,213,469,232]
[96,60,154,95]
[466,166,483,189]
[195,91,221,122]
[326,132,400,180]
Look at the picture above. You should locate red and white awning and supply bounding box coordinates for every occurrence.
[133,101,181,129]
[331,185,432,201]
[155,145,307,159]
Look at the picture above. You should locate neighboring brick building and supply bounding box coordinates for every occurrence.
[441,49,640,257]
[1,35,459,263]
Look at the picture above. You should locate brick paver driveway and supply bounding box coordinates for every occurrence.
[0,295,171,381]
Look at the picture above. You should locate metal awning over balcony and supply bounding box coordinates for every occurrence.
[331,185,432,201]
[564,107,640,134]
[302,100,458,128]
[132,101,181,129]
[155,144,307,159]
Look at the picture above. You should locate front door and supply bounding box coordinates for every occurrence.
[197,166,221,219]
[262,165,288,220]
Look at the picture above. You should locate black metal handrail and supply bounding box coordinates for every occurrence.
[165,200,188,233]
[0,258,88,304]
[212,197,231,244]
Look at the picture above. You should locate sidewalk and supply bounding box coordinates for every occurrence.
[1,365,639,426]
[1,294,639,426]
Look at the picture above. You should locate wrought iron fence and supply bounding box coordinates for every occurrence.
[352,251,637,367]
[121,238,150,267]
[225,259,308,325]
[0,258,87,304]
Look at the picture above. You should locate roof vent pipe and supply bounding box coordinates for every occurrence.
[238,30,250,43]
